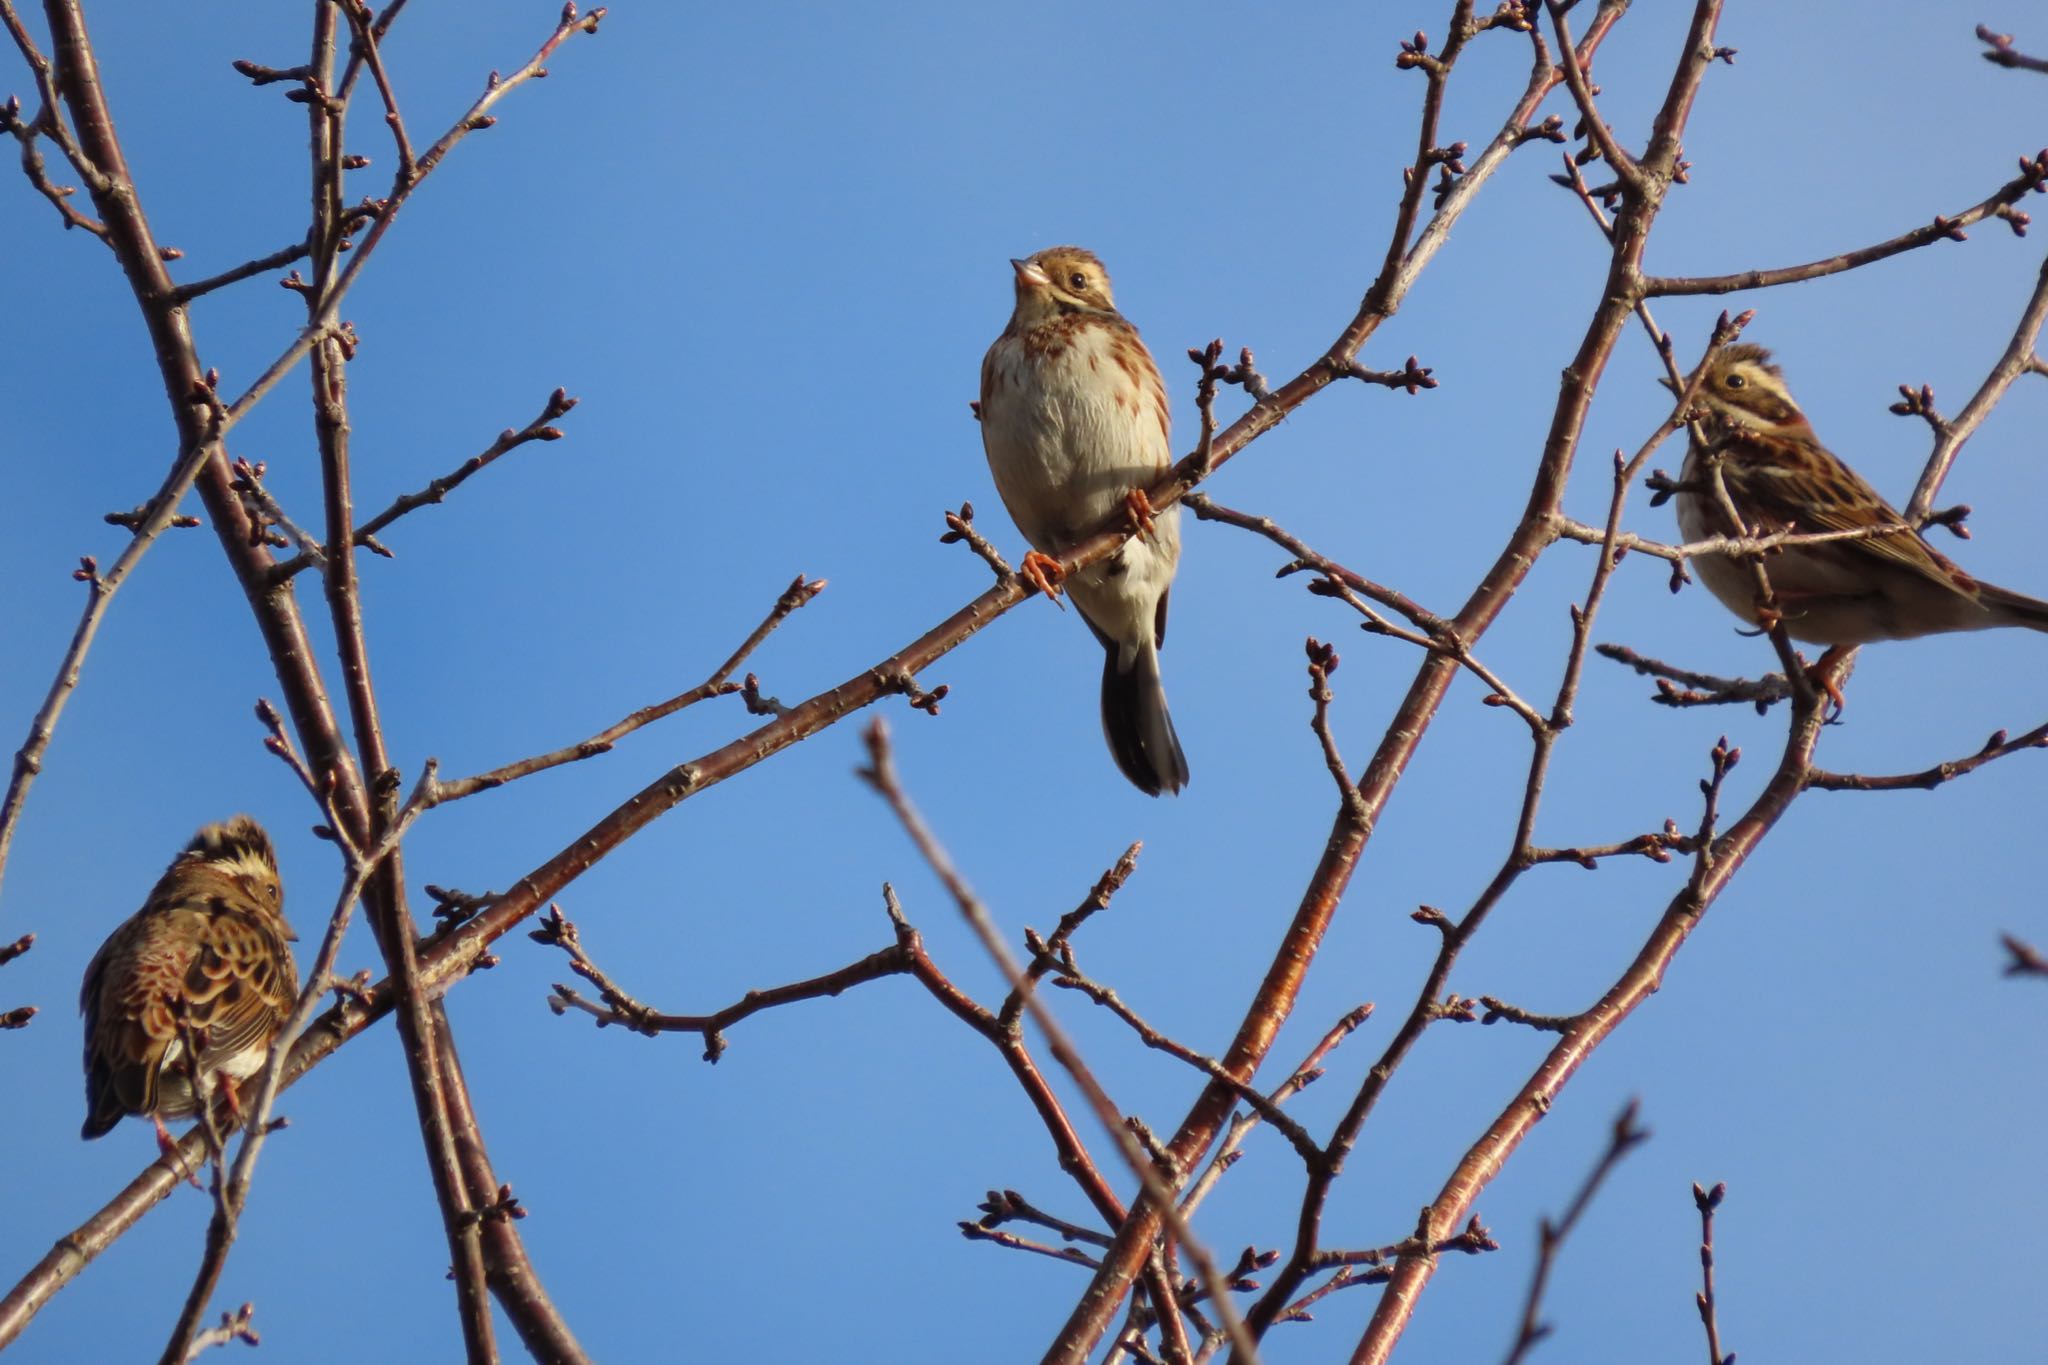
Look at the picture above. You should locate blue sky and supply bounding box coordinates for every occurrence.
[3,3,2044,1361]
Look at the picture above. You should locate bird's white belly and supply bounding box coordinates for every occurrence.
[982,330,1170,552]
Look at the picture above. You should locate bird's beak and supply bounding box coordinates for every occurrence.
[1011,257,1050,288]
[1658,374,1681,396]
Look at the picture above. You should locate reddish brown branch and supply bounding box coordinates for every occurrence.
[1594,643,1795,712]
[538,903,914,1062]
[1644,153,2047,296]
[1805,720,2048,792]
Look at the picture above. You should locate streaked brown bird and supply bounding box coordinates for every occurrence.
[979,246,1189,795]
[80,815,298,1145]
[1674,345,2048,672]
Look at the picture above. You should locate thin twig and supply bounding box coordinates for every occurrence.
[859,720,1262,1365]
[1002,843,1143,1029]
[536,903,912,1063]
[0,399,226,902]
[432,572,825,803]
[1594,643,1794,712]
[1904,250,2048,519]
[1805,721,2048,792]
[939,502,1015,580]
[1979,23,2048,74]
[1999,934,2048,978]
[1646,152,2047,298]
[180,1301,257,1360]
[335,0,414,181]
[1500,1101,1649,1365]
[271,388,579,579]
[1693,1182,1732,1365]
[972,1189,1116,1249]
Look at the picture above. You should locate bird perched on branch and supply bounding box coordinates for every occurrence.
[979,246,1189,796]
[1672,344,2048,682]
[80,815,299,1148]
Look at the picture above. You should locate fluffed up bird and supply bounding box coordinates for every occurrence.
[979,246,1189,796]
[81,815,299,1147]
[1673,345,2048,661]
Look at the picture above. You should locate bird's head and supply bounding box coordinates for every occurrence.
[179,815,284,919]
[1669,344,1811,439]
[1008,246,1117,326]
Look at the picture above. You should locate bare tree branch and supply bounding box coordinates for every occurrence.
[1500,1101,1649,1365]
[1692,1182,1733,1365]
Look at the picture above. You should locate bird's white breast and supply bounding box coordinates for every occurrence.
[981,321,1171,552]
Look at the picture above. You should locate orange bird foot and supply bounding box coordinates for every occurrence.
[1808,644,1851,717]
[1122,487,1159,540]
[1018,550,1066,602]
[153,1116,202,1190]
[217,1072,247,1125]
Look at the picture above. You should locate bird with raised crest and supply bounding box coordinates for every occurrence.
[1672,344,2048,694]
[979,246,1189,796]
[80,815,299,1151]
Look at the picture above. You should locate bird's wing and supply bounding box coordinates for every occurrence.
[184,908,298,1067]
[1714,430,1975,590]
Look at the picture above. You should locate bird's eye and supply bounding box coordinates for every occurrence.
[1725,374,1746,389]
[1068,272,1088,290]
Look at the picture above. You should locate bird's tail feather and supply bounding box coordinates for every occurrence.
[1981,582,2048,633]
[1100,640,1188,797]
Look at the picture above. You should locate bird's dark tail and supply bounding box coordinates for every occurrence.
[80,1064,124,1140]
[1100,640,1188,797]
